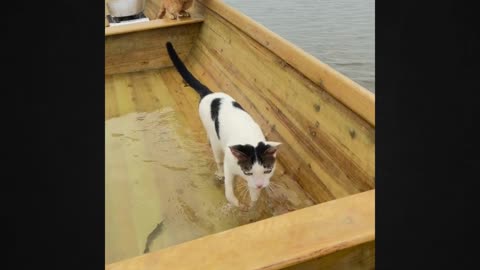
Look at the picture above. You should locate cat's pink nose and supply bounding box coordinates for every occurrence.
[256,184,263,189]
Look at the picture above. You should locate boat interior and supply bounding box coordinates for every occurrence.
[105,0,375,269]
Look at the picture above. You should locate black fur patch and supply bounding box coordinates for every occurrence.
[256,142,275,169]
[231,142,276,172]
[230,144,255,172]
[232,101,245,111]
[211,98,222,139]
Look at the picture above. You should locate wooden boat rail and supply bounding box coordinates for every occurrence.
[106,190,374,270]
[105,15,205,36]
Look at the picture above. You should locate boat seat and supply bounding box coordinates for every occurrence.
[105,14,204,36]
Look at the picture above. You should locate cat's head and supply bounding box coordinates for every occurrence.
[228,141,282,189]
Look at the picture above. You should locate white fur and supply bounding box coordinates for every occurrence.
[198,92,280,207]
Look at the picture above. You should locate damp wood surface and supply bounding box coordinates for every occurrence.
[105,68,315,264]
[106,190,374,270]
[185,4,375,204]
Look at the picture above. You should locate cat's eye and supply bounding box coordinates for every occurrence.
[244,172,253,176]
[264,170,272,174]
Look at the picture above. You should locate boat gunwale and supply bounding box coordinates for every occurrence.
[105,15,205,36]
[105,190,375,269]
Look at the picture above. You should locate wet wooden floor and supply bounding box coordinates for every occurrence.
[105,68,314,264]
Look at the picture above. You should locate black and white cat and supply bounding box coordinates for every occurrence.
[166,42,281,208]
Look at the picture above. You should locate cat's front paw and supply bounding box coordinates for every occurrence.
[180,11,191,17]
[249,188,261,202]
[226,195,240,207]
[214,171,225,182]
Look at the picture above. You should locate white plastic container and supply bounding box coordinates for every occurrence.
[107,0,146,17]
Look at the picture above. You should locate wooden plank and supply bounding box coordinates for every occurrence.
[194,0,374,126]
[105,69,317,264]
[159,66,206,133]
[106,69,193,118]
[106,190,375,270]
[105,15,204,36]
[284,241,374,270]
[105,74,119,119]
[110,73,136,116]
[186,10,374,203]
[105,24,201,75]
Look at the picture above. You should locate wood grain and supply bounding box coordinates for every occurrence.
[284,241,374,270]
[106,190,374,270]
[186,7,375,203]
[105,69,316,264]
[105,0,375,268]
[105,15,204,36]
[105,23,201,75]
[195,0,375,126]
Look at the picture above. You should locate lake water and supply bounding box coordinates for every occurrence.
[224,0,375,93]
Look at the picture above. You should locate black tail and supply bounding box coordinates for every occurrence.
[166,42,212,98]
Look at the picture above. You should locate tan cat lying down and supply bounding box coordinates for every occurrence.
[157,0,194,20]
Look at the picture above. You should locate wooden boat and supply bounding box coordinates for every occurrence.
[105,0,375,269]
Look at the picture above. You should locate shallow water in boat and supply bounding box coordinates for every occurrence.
[105,69,314,264]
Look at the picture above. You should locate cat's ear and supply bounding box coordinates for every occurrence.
[229,145,249,161]
[264,141,282,156]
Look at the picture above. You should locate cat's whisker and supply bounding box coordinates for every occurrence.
[266,184,283,200]
[265,186,272,194]
[269,181,282,188]
[244,187,250,199]
[268,182,282,191]
[243,189,249,201]
[238,184,249,201]
[238,186,246,200]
